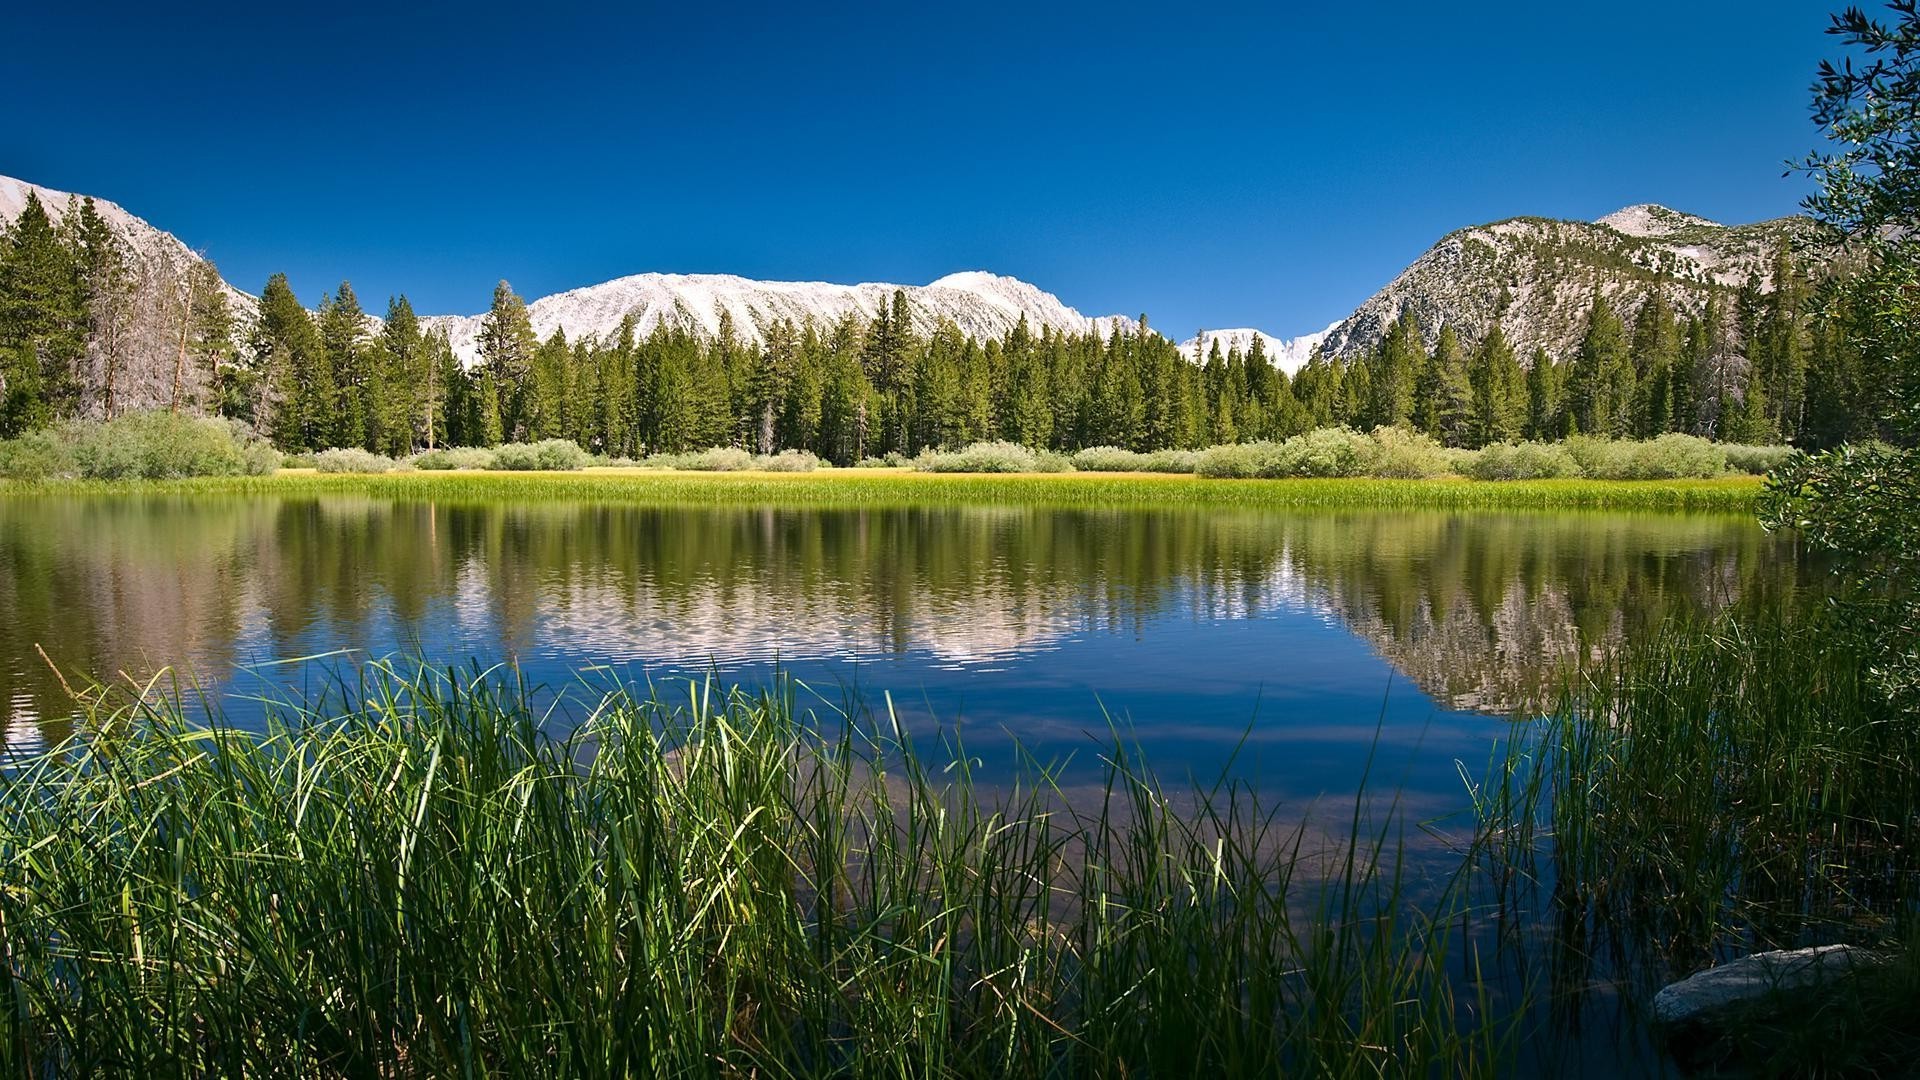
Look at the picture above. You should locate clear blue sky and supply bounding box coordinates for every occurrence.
[4,1,1834,336]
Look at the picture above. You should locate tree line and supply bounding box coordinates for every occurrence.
[0,188,1885,461]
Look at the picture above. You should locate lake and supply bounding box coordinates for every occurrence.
[0,493,1811,821]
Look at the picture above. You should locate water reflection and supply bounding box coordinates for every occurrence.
[0,494,1806,756]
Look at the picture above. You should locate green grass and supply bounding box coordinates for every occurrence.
[1471,600,1919,1066]
[0,467,1765,512]
[0,662,1516,1077]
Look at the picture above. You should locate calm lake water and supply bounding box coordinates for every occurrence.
[0,493,1812,821]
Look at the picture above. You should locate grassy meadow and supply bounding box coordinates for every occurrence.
[3,466,1766,512]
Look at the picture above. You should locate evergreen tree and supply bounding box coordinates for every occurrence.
[1525,348,1563,440]
[477,281,537,443]
[373,296,426,453]
[1414,324,1473,445]
[318,283,372,449]
[1567,296,1629,436]
[254,274,330,451]
[1365,309,1423,428]
[1628,292,1683,437]
[73,198,135,419]
[0,192,85,435]
[1467,325,1524,445]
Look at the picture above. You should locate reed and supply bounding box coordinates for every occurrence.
[0,662,1518,1077]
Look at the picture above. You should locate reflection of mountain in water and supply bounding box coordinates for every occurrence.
[0,495,1805,741]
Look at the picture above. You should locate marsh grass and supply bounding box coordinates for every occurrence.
[1471,601,1920,1061]
[1,469,1766,512]
[0,661,1518,1077]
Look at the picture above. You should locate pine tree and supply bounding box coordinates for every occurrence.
[0,192,85,435]
[1468,325,1524,445]
[1628,292,1683,436]
[318,283,371,449]
[1567,296,1629,436]
[1366,309,1422,428]
[373,296,426,453]
[182,260,239,419]
[1525,348,1563,440]
[477,281,537,443]
[254,274,329,451]
[73,198,135,419]
[1415,324,1473,445]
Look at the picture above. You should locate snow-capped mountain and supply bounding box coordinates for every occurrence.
[1312,204,1815,362]
[0,173,1820,389]
[421,269,1140,366]
[1178,326,1336,376]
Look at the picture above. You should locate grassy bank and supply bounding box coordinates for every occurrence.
[0,467,1765,512]
[0,663,1513,1077]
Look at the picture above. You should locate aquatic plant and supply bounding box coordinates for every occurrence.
[0,661,1515,1077]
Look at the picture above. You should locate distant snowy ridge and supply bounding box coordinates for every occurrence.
[1177,326,1336,375]
[420,269,1141,367]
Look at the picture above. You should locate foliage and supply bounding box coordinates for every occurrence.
[489,439,590,471]
[0,661,1515,1077]
[1070,446,1201,473]
[757,448,821,472]
[409,446,498,471]
[1364,426,1455,479]
[914,440,1048,473]
[0,412,279,480]
[312,447,399,474]
[1565,433,1727,479]
[1764,1,1920,708]
[1460,441,1582,481]
[1720,443,1799,475]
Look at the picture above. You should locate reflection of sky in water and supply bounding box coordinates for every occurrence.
[0,496,1806,815]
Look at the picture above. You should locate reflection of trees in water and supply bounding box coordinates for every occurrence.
[0,496,1803,742]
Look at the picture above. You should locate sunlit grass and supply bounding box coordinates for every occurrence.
[0,662,1518,1077]
[1,468,1764,512]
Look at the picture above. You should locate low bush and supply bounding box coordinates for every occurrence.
[641,447,756,471]
[411,447,498,471]
[1567,433,1726,479]
[1364,427,1453,479]
[1139,449,1201,473]
[915,441,1042,473]
[1722,443,1798,475]
[755,449,821,472]
[1071,446,1147,472]
[0,430,79,480]
[313,448,398,474]
[279,451,317,470]
[0,413,281,480]
[1195,441,1286,478]
[1463,441,1583,480]
[491,440,590,471]
[854,452,910,469]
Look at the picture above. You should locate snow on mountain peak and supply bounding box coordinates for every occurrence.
[1177,325,1336,376]
[1596,204,1722,238]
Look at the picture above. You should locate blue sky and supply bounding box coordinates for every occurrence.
[5,1,1833,336]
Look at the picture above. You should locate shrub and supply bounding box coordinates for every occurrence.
[1270,428,1375,478]
[1139,449,1201,474]
[313,448,397,474]
[1463,441,1583,480]
[1071,446,1147,472]
[1195,441,1286,478]
[491,440,590,471]
[915,441,1040,473]
[755,449,821,472]
[1568,434,1726,479]
[1722,443,1799,475]
[1364,427,1452,479]
[411,447,497,471]
[641,447,756,471]
[280,452,317,470]
[49,413,281,480]
[0,430,79,480]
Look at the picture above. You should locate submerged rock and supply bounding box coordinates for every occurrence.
[1653,944,1881,1031]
